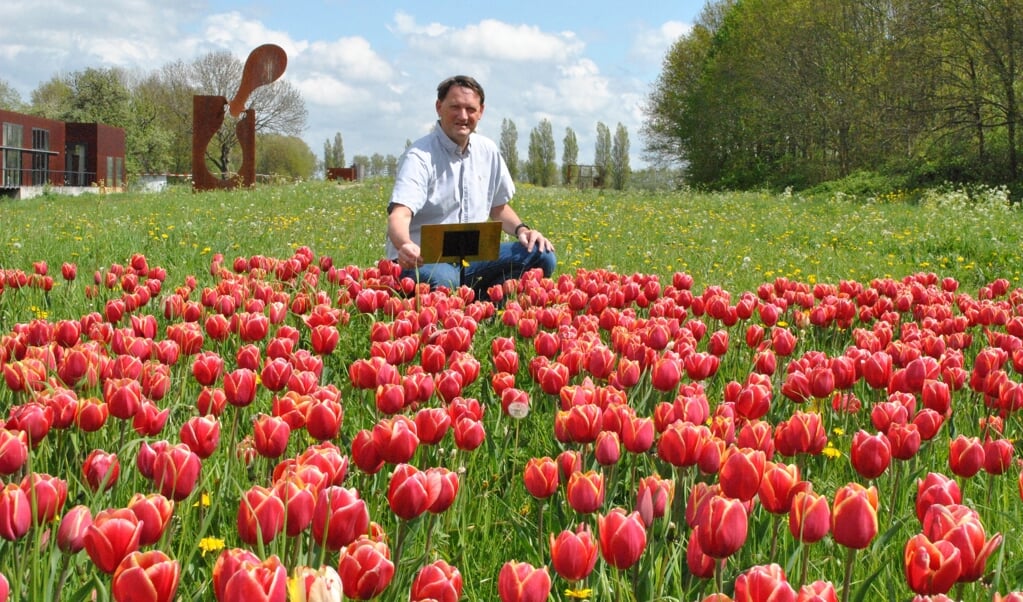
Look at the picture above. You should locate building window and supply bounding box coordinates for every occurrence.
[114,157,124,187]
[106,156,114,187]
[31,128,49,186]
[3,122,23,187]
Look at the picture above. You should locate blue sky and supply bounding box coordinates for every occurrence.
[0,0,704,169]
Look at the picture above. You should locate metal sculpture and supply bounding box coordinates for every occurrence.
[191,44,287,191]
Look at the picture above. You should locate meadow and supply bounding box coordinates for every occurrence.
[0,180,1022,601]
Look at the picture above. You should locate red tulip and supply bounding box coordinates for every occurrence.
[922,504,1002,583]
[695,494,749,559]
[19,472,67,525]
[387,463,430,521]
[886,422,922,460]
[306,398,344,441]
[253,413,291,458]
[410,559,463,602]
[719,447,766,501]
[224,368,258,407]
[948,435,984,478]
[686,532,718,579]
[916,473,962,523]
[597,508,647,569]
[179,414,221,459]
[152,443,201,501]
[413,407,451,445]
[351,429,385,474]
[657,421,708,467]
[84,508,143,574]
[774,410,827,456]
[0,429,28,476]
[212,549,288,602]
[594,430,621,465]
[104,377,142,420]
[522,457,559,499]
[57,504,93,552]
[237,486,285,546]
[452,416,485,451]
[733,564,797,602]
[797,580,838,602]
[271,474,315,537]
[0,483,31,541]
[789,490,830,543]
[651,354,682,392]
[112,550,181,602]
[903,533,961,596]
[83,449,120,493]
[127,493,174,546]
[425,467,459,513]
[758,462,806,515]
[497,560,551,602]
[312,485,369,550]
[566,470,605,514]
[191,351,224,386]
[983,438,1014,475]
[550,523,599,582]
[850,430,892,479]
[831,483,878,550]
[337,536,395,600]
[635,474,674,527]
[372,416,419,464]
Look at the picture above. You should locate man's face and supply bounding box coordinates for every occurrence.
[436,85,484,150]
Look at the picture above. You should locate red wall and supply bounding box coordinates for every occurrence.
[0,109,67,186]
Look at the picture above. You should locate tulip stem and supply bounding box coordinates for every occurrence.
[54,552,72,600]
[840,547,857,602]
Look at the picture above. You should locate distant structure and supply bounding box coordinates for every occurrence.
[192,44,287,191]
[565,164,605,189]
[326,166,360,182]
[0,109,126,199]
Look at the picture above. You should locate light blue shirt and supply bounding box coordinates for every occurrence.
[386,123,515,259]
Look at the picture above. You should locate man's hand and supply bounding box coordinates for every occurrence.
[519,229,554,254]
[396,242,424,271]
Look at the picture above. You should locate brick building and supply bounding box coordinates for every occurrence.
[0,108,126,195]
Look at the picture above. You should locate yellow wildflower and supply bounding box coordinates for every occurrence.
[565,588,593,600]
[199,536,225,557]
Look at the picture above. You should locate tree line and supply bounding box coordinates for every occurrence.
[0,52,312,181]
[644,0,1023,192]
[500,118,632,190]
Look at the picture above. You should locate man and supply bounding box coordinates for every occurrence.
[386,75,556,300]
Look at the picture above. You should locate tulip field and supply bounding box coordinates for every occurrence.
[3,180,1023,601]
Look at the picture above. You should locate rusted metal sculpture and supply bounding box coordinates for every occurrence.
[191,44,287,191]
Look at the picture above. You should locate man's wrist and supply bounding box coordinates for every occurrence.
[514,222,530,235]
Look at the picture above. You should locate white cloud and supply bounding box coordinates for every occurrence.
[303,38,394,82]
[631,20,691,65]
[391,13,584,63]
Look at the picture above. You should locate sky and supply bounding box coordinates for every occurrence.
[0,0,704,171]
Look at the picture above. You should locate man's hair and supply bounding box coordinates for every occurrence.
[437,75,485,105]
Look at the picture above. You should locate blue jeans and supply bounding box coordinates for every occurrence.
[401,242,556,300]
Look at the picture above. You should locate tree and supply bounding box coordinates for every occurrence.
[323,132,345,169]
[127,72,175,175]
[256,134,316,180]
[526,118,557,186]
[562,127,578,186]
[499,118,520,180]
[610,123,631,190]
[595,122,612,187]
[29,76,73,119]
[0,79,24,111]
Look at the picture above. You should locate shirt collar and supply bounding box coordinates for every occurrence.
[433,121,471,157]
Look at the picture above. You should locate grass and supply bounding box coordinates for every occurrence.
[0,180,1022,601]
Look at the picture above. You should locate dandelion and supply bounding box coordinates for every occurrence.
[822,444,842,460]
[199,536,225,557]
[565,588,593,600]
